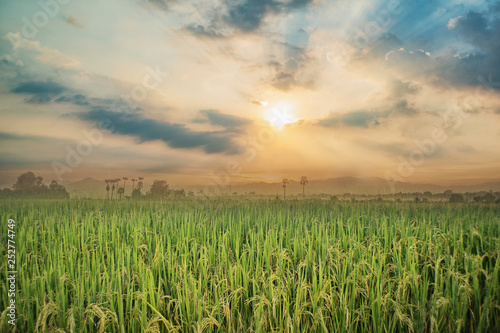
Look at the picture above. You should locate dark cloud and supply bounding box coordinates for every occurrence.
[382,7,500,90]
[12,81,66,95]
[55,94,90,106]
[79,108,239,154]
[318,110,389,128]
[393,100,418,116]
[144,0,176,11]
[317,99,419,128]
[267,41,315,92]
[192,109,252,131]
[183,24,226,39]
[225,0,312,32]
[389,79,420,96]
[11,81,67,104]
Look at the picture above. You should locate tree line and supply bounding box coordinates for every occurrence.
[0,171,69,199]
[104,178,193,200]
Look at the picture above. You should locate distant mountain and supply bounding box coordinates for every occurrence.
[191,177,500,196]
[57,176,500,198]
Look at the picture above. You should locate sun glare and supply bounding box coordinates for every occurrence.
[265,103,299,129]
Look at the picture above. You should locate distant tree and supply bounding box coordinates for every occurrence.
[444,190,453,197]
[111,178,120,200]
[7,172,68,198]
[300,176,308,200]
[122,177,128,195]
[131,178,137,192]
[48,180,69,198]
[117,187,125,200]
[414,197,420,203]
[13,171,38,191]
[147,180,170,199]
[482,193,496,203]
[449,193,464,203]
[423,191,432,197]
[282,178,289,200]
[131,188,143,199]
[105,179,110,200]
[173,189,185,197]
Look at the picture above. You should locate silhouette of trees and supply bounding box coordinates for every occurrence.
[147,180,170,199]
[282,178,289,200]
[110,178,121,200]
[13,171,43,191]
[105,179,110,200]
[1,171,69,198]
[132,177,144,199]
[300,176,308,200]
[449,193,465,203]
[122,177,128,195]
[117,187,125,200]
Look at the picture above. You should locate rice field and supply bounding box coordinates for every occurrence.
[1,199,499,332]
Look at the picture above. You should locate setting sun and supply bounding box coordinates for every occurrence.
[265,103,299,129]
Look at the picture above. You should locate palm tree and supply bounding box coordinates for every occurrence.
[117,187,125,200]
[105,179,110,200]
[282,178,289,200]
[131,178,138,192]
[110,179,116,200]
[300,176,308,200]
[137,177,144,190]
[122,177,128,196]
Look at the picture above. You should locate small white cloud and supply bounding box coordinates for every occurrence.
[447,16,462,29]
[4,32,80,68]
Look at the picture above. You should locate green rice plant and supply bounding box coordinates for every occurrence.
[0,199,499,332]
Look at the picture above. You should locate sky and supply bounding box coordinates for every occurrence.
[0,0,499,189]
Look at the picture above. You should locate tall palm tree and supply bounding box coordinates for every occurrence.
[282,178,289,200]
[122,177,128,196]
[300,176,308,200]
[105,179,110,200]
[131,178,137,192]
[111,179,116,200]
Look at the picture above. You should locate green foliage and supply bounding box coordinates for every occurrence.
[1,200,499,332]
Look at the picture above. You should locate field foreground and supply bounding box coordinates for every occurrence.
[1,200,499,332]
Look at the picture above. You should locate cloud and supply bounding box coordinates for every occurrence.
[192,109,252,131]
[11,81,66,103]
[78,108,240,154]
[12,81,66,95]
[447,16,462,29]
[55,94,90,106]
[225,0,313,32]
[65,15,86,29]
[144,0,176,11]
[389,79,421,96]
[383,7,500,90]
[183,24,226,39]
[318,110,389,128]
[5,33,80,68]
[317,99,419,128]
